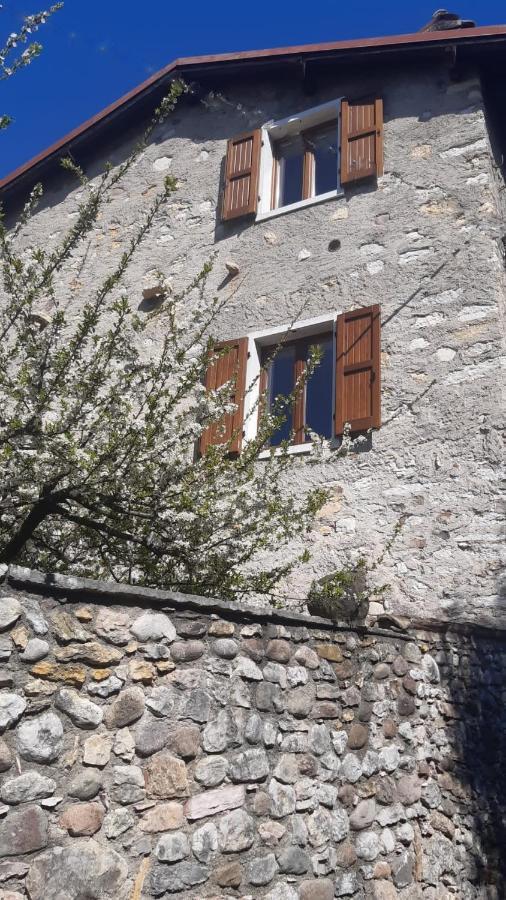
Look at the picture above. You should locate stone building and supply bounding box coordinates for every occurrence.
[1,18,505,625]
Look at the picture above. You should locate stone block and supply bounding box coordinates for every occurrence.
[104,687,145,728]
[185,784,245,820]
[16,712,63,763]
[29,662,86,686]
[25,840,128,899]
[218,808,255,852]
[0,772,55,805]
[59,802,104,836]
[55,642,124,666]
[0,599,21,632]
[144,751,188,799]
[0,806,48,857]
[139,801,184,832]
[214,860,243,887]
[130,612,176,642]
[83,733,113,767]
[55,689,103,728]
[315,643,343,662]
[299,879,334,900]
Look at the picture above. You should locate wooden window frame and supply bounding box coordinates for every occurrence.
[271,123,336,212]
[199,338,249,456]
[256,98,342,221]
[222,130,261,221]
[340,98,384,184]
[335,304,381,435]
[259,330,333,446]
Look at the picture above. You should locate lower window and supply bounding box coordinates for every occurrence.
[260,332,334,446]
[200,306,381,457]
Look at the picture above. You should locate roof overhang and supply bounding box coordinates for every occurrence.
[2,24,506,202]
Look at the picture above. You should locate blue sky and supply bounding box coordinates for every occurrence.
[1,0,504,179]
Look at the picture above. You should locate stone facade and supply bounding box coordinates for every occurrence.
[2,56,505,623]
[0,568,505,898]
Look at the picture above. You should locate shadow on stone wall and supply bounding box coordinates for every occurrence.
[441,602,506,898]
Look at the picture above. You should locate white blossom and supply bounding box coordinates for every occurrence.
[0,76,326,602]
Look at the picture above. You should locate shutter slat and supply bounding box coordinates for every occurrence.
[344,360,373,374]
[222,130,261,221]
[335,305,381,436]
[199,338,248,455]
[340,98,383,184]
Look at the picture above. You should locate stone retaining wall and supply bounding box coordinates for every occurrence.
[0,568,504,899]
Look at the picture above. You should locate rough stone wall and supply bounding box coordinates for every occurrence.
[0,570,505,899]
[3,59,505,623]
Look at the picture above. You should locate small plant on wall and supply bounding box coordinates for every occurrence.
[307,559,372,623]
[307,519,404,623]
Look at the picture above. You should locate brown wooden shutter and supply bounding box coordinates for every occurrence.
[340,99,383,184]
[199,338,248,455]
[335,304,381,436]
[221,130,261,221]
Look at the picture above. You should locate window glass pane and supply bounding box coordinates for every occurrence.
[276,136,304,208]
[308,126,338,196]
[305,336,333,439]
[267,344,295,445]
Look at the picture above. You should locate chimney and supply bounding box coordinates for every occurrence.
[419,9,476,32]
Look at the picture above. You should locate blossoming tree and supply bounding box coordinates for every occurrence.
[0,24,326,600]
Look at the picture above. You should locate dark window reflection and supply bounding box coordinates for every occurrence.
[263,334,334,447]
[277,136,304,207]
[274,121,338,209]
[268,344,295,444]
[305,336,333,439]
[310,127,338,196]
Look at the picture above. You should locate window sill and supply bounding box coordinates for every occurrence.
[258,443,314,460]
[256,435,369,460]
[256,189,344,223]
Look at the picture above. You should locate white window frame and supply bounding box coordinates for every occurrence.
[256,98,344,223]
[243,312,339,457]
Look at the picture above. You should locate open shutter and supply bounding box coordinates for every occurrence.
[335,304,381,435]
[200,338,248,455]
[340,99,383,184]
[222,130,261,221]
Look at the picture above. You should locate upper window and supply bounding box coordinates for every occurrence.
[262,102,341,217]
[221,98,383,223]
[273,125,339,210]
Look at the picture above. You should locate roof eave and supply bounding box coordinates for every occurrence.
[1,24,506,197]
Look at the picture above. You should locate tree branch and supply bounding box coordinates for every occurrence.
[0,485,68,564]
